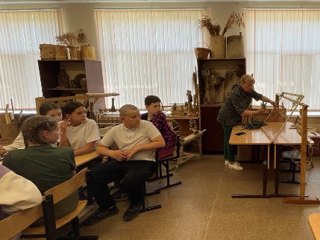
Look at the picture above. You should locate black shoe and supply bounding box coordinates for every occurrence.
[112,190,128,202]
[82,205,119,226]
[123,203,143,222]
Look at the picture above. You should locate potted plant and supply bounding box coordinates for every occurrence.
[198,11,244,59]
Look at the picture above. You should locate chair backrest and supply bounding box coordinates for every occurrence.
[22,168,90,240]
[156,134,181,161]
[0,203,43,240]
[44,168,87,204]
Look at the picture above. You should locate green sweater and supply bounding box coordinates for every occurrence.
[3,145,78,220]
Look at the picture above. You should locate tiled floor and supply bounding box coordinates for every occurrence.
[80,155,320,240]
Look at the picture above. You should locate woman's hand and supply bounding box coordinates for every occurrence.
[269,100,278,108]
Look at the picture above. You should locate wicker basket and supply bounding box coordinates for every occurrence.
[39,44,55,60]
[55,45,67,60]
[252,106,287,122]
[194,47,211,59]
[81,45,96,60]
[69,46,79,60]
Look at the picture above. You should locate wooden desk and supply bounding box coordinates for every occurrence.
[75,151,100,167]
[229,125,272,198]
[230,125,271,146]
[267,122,301,196]
[230,122,303,198]
[309,213,320,240]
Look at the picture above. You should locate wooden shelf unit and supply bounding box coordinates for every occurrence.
[197,58,246,153]
[38,59,106,111]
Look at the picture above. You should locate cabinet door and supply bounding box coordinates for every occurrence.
[197,58,246,104]
[200,105,224,153]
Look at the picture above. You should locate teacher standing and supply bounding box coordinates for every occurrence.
[217,74,277,171]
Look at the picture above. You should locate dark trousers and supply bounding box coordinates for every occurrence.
[222,125,235,162]
[87,159,156,209]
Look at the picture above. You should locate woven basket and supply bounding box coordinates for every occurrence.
[81,45,96,60]
[194,47,211,59]
[55,45,67,60]
[69,46,78,60]
[39,44,55,60]
[252,106,287,122]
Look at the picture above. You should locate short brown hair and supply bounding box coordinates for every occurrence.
[21,115,57,147]
[118,104,139,117]
[144,95,161,106]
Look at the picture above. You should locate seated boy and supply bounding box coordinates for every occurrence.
[0,164,42,220]
[141,95,177,159]
[84,104,165,225]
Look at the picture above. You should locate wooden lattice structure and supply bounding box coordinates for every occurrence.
[260,92,319,204]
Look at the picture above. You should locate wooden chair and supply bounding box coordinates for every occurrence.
[280,141,313,184]
[279,114,314,184]
[309,213,320,240]
[0,203,47,240]
[22,168,99,239]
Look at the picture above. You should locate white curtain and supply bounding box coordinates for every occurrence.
[0,10,61,110]
[95,9,204,109]
[244,9,320,110]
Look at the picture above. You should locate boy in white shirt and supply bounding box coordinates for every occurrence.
[84,104,165,225]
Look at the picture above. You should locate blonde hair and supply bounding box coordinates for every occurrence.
[119,104,139,117]
[239,74,255,85]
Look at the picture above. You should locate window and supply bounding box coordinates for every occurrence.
[0,10,61,110]
[244,9,320,110]
[95,9,204,109]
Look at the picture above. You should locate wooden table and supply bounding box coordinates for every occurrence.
[267,122,301,196]
[75,151,100,167]
[309,213,320,240]
[230,122,303,198]
[229,125,272,198]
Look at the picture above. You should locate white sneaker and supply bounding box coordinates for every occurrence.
[224,160,229,166]
[228,162,243,171]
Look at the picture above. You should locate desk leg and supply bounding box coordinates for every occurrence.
[232,145,270,199]
[271,145,301,198]
[274,145,279,195]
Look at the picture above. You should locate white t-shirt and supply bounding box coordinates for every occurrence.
[0,165,42,216]
[100,120,161,161]
[66,119,100,150]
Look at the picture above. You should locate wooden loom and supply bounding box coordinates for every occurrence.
[274,93,319,204]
